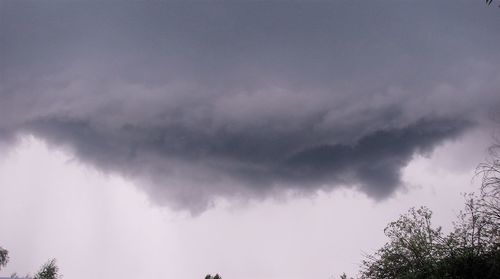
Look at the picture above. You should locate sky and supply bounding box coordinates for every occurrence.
[0,1,499,278]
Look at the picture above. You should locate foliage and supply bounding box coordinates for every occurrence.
[0,247,59,279]
[342,144,500,279]
[476,143,500,233]
[340,273,354,279]
[0,246,8,271]
[486,0,500,7]
[33,259,60,279]
[205,274,222,279]
[359,207,448,279]
[356,203,500,278]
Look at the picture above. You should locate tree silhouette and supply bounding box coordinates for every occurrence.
[0,246,8,271]
[33,259,60,279]
[204,274,222,279]
[360,207,447,278]
[486,0,500,7]
[345,143,500,279]
[476,143,500,230]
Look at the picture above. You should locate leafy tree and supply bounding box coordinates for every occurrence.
[360,207,448,279]
[357,204,499,278]
[351,144,500,279]
[0,248,58,279]
[33,259,60,279]
[486,0,500,7]
[0,246,8,271]
[204,274,222,279]
[476,143,500,233]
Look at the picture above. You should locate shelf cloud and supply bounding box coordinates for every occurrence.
[1,1,499,212]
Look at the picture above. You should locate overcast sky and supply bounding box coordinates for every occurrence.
[1,1,499,278]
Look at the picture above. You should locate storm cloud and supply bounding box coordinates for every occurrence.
[1,1,499,211]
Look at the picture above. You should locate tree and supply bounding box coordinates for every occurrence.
[360,207,449,279]
[204,274,222,279]
[358,204,500,278]
[33,259,60,279]
[486,0,500,7]
[354,143,500,279]
[476,143,500,232]
[0,245,61,279]
[340,273,354,279]
[0,246,8,271]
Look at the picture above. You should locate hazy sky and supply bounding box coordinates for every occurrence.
[1,1,499,278]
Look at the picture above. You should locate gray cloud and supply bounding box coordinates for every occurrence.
[1,1,499,212]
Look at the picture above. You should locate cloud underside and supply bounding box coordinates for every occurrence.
[22,117,469,212]
[1,1,499,211]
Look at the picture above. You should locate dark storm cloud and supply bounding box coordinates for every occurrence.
[283,118,469,198]
[1,1,499,211]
